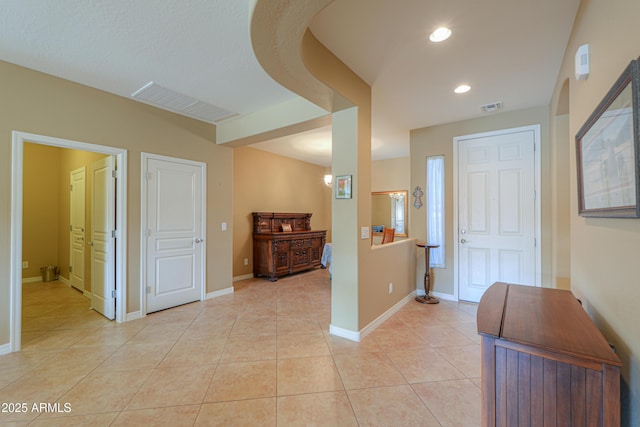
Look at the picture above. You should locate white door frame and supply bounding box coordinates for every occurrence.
[10,131,128,352]
[139,152,207,316]
[452,124,542,301]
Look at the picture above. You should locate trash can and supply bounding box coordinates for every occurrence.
[40,266,58,282]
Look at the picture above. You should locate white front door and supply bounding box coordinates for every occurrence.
[457,128,537,302]
[69,167,86,291]
[143,154,205,313]
[91,156,116,319]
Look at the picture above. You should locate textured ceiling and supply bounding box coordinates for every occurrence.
[0,1,580,167]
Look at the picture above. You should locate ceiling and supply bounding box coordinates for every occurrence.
[0,1,580,167]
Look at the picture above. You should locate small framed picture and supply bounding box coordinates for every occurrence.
[335,175,352,199]
[281,223,292,232]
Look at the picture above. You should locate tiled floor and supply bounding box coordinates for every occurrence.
[1,270,481,426]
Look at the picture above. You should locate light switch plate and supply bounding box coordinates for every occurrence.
[221,222,227,231]
[360,226,370,239]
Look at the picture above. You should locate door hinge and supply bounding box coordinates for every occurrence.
[70,184,73,191]
[112,170,117,179]
[69,224,73,231]
[146,172,153,181]
[146,286,151,294]
[534,238,537,247]
[69,265,73,273]
[111,290,116,298]
[112,230,117,239]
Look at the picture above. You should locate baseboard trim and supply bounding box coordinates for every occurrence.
[206,287,234,300]
[329,324,360,342]
[125,311,143,322]
[330,291,417,343]
[21,276,41,283]
[233,273,254,282]
[359,291,416,340]
[57,276,71,287]
[0,342,11,355]
[83,290,92,300]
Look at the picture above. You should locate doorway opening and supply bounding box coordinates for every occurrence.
[10,131,127,352]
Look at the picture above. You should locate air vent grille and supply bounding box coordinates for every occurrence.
[131,82,237,123]
[480,101,503,113]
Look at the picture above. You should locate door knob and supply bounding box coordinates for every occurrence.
[195,238,203,243]
[460,239,468,244]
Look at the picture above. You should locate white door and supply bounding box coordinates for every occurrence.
[91,156,116,319]
[144,155,205,313]
[458,129,536,302]
[69,167,86,291]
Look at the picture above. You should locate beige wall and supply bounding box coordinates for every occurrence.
[410,107,551,296]
[371,157,410,192]
[22,143,61,279]
[232,146,331,278]
[0,60,233,346]
[549,0,640,422]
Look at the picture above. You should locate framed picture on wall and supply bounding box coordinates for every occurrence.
[335,175,352,199]
[576,58,640,218]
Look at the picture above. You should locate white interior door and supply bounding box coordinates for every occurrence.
[144,155,205,313]
[91,156,116,319]
[458,129,536,302]
[69,167,86,291]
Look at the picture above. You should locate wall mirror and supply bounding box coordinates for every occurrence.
[371,190,408,238]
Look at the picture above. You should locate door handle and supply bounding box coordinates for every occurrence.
[460,239,470,244]
[195,238,204,243]
[87,241,94,246]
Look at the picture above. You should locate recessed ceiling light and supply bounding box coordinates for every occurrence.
[454,84,471,94]
[429,27,452,42]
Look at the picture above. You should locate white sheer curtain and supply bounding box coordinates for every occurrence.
[426,156,445,267]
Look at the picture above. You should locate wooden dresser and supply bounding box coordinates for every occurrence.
[477,282,622,427]
[252,212,326,281]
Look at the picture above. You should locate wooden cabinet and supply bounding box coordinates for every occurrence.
[477,282,622,427]
[252,212,326,281]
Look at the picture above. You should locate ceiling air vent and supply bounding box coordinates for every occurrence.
[131,82,237,123]
[480,101,503,113]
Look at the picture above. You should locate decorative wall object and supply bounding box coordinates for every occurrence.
[576,59,640,217]
[335,175,352,199]
[412,186,424,209]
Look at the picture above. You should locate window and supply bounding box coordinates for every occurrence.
[426,156,445,267]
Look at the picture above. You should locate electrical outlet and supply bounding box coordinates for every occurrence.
[22,261,29,269]
[243,258,249,266]
[388,282,393,294]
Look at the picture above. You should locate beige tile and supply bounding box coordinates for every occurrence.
[277,315,323,335]
[21,329,93,351]
[277,391,357,426]
[112,406,199,426]
[368,327,429,351]
[126,365,215,409]
[230,315,277,336]
[29,413,119,426]
[324,333,383,355]
[28,345,119,377]
[0,372,87,422]
[277,332,330,359]
[205,360,276,402]
[387,347,466,383]
[333,352,406,389]
[435,344,481,378]
[52,369,152,416]
[196,398,276,426]
[412,379,482,427]
[414,324,477,347]
[158,337,226,368]
[277,355,344,395]
[95,342,174,371]
[219,335,276,363]
[71,325,142,347]
[125,322,190,344]
[348,385,440,426]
